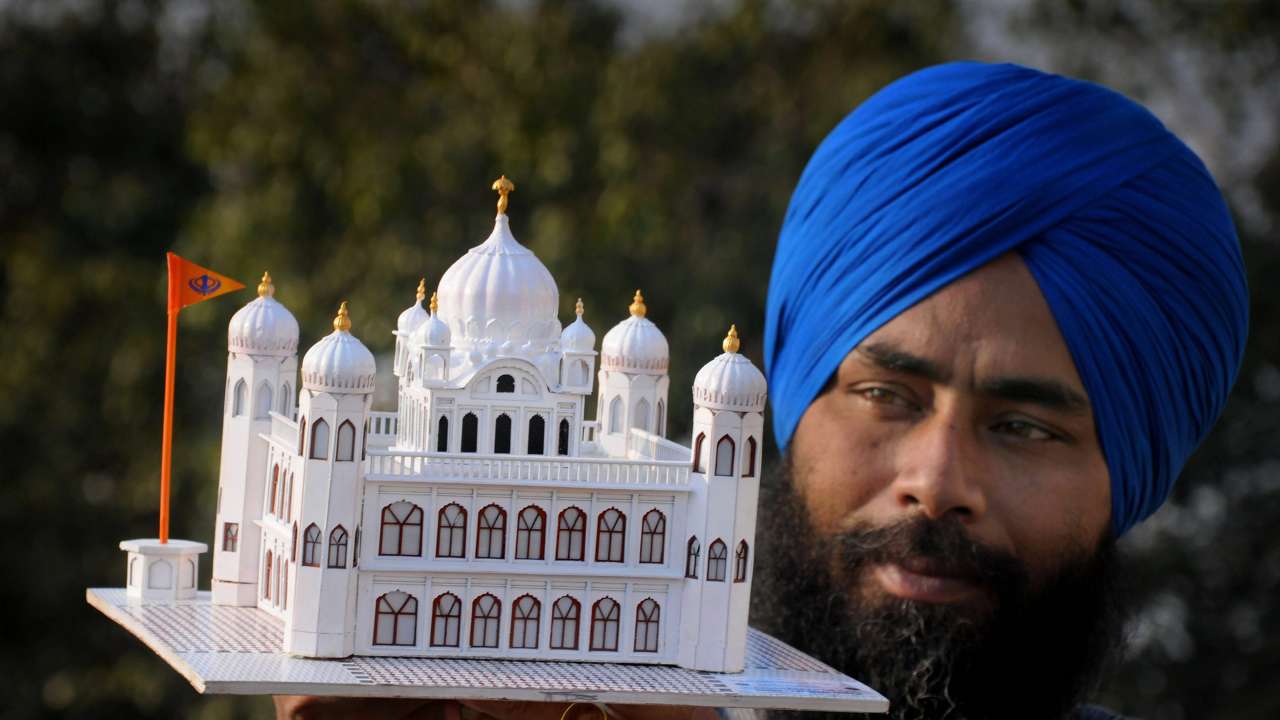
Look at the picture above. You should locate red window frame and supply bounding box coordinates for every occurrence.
[515,505,546,560]
[328,525,348,568]
[634,599,660,653]
[639,509,666,564]
[510,594,541,649]
[595,508,626,563]
[379,502,423,556]
[470,594,502,648]
[436,503,467,558]
[590,597,620,651]
[685,536,700,579]
[430,593,462,647]
[475,504,507,559]
[692,433,705,472]
[735,540,750,582]
[707,539,728,582]
[373,591,419,646]
[549,596,580,650]
[302,523,320,566]
[556,507,586,561]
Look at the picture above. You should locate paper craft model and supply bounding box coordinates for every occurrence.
[163,178,768,672]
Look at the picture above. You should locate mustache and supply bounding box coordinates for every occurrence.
[833,516,1029,597]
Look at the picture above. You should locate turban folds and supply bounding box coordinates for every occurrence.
[764,62,1248,536]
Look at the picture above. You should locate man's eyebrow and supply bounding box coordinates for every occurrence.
[855,342,950,383]
[978,377,1090,415]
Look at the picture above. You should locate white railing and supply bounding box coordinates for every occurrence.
[626,428,692,462]
[269,412,298,454]
[365,450,691,487]
[369,411,398,438]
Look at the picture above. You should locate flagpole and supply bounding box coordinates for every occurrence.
[160,254,179,544]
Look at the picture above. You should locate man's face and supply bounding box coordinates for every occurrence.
[762,253,1124,719]
[790,252,1112,601]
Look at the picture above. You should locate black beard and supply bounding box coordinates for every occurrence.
[751,454,1129,720]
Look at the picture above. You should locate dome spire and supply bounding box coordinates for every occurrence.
[415,278,426,302]
[429,290,439,315]
[492,175,515,215]
[723,324,740,354]
[576,297,585,317]
[258,271,275,298]
[629,289,647,318]
[333,301,352,333]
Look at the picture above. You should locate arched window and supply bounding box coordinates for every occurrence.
[590,598,620,651]
[493,413,512,454]
[496,374,516,393]
[595,508,625,563]
[336,420,356,461]
[470,594,501,648]
[714,435,735,476]
[436,503,467,558]
[298,417,306,456]
[285,473,294,519]
[639,510,666,564]
[692,433,705,472]
[549,596,580,650]
[515,505,546,560]
[269,464,279,515]
[635,599,660,653]
[291,522,298,562]
[744,436,757,477]
[436,416,448,452]
[655,400,665,436]
[282,560,288,609]
[222,522,239,552]
[571,359,589,386]
[557,418,570,455]
[608,396,623,433]
[527,415,545,455]
[328,526,348,568]
[379,501,423,556]
[275,553,283,604]
[255,382,273,419]
[373,591,418,646]
[310,418,330,460]
[476,504,506,559]
[232,379,246,417]
[510,595,540,649]
[634,398,650,433]
[279,383,291,415]
[461,412,478,453]
[302,523,321,566]
[431,593,461,647]
[263,550,272,601]
[707,539,728,582]
[556,507,586,561]
[735,540,750,582]
[685,537,700,578]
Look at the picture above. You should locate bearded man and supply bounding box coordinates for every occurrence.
[750,61,1249,720]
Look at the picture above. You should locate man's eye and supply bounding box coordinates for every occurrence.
[993,419,1057,441]
[856,386,915,408]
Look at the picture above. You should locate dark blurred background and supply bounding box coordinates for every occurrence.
[2,1,1276,718]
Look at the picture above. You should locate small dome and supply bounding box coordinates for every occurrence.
[693,325,767,412]
[600,290,668,374]
[411,292,452,348]
[561,298,596,353]
[302,302,376,394]
[396,279,429,335]
[228,272,299,357]
[435,211,560,351]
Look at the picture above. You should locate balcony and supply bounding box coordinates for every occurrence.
[364,449,692,490]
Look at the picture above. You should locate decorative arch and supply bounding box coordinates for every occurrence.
[255,381,273,419]
[336,420,356,461]
[279,382,291,415]
[527,415,545,455]
[269,464,279,515]
[436,416,449,452]
[232,379,247,417]
[556,507,586,561]
[470,594,502,648]
[510,594,541,649]
[493,413,512,454]
[302,523,321,567]
[685,537,700,579]
[557,418,570,456]
[595,508,626,563]
[735,540,750,582]
[328,525,348,568]
[655,399,665,436]
[436,503,467,558]
[634,398,650,433]
[590,597,620,651]
[379,501,423,556]
[608,396,623,434]
[714,435,735,476]
[635,599,660,653]
[549,596,581,650]
[496,374,516,393]
[461,412,478,453]
[707,539,728,582]
[639,509,666,564]
[476,504,506,559]
[298,417,306,456]
[310,418,330,460]
[692,433,706,472]
[744,436,757,477]
[373,591,418,646]
[515,505,546,560]
[263,550,273,601]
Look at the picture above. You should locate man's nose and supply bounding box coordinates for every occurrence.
[892,416,988,522]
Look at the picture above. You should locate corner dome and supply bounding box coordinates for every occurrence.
[302,303,376,394]
[693,326,767,412]
[600,290,668,374]
[560,298,596,353]
[435,213,560,352]
[410,292,452,348]
[396,279,429,336]
[228,272,299,357]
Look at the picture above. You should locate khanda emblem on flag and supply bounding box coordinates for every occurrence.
[188,273,223,296]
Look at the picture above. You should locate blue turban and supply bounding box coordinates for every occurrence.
[764,62,1248,536]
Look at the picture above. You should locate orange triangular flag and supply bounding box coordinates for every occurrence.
[167,252,245,312]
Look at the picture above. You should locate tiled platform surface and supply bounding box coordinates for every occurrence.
[88,588,887,713]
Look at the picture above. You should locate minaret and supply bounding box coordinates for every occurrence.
[597,290,670,454]
[560,298,596,394]
[393,279,428,378]
[213,272,299,606]
[285,302,375,657]
[679,325,767,672]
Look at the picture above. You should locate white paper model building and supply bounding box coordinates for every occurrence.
[207,179,767,672]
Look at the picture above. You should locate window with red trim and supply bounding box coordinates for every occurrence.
[634,599,660,652]
[379,501,423,556]
[436,503,467,558]
[510,595,540,649]
[476,504,506,559]
[590,598,620,651]
[470,594,501,648]
[639,509,666,564]
[515,505,546,560]
[374,591,418,646]
[556,507,586,561]
[549,596,580,650]
[430,593,461,647]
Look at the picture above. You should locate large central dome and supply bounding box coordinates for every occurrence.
[436,213,561,351]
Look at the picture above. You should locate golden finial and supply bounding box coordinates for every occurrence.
[629,289,646,318]
[722,324,740,354]
[257,271,275,298]
[575,298,585,317]
[492,175,515,215]
[415,278,426,302]
[429,290,439,315]
[334,301,352,332]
